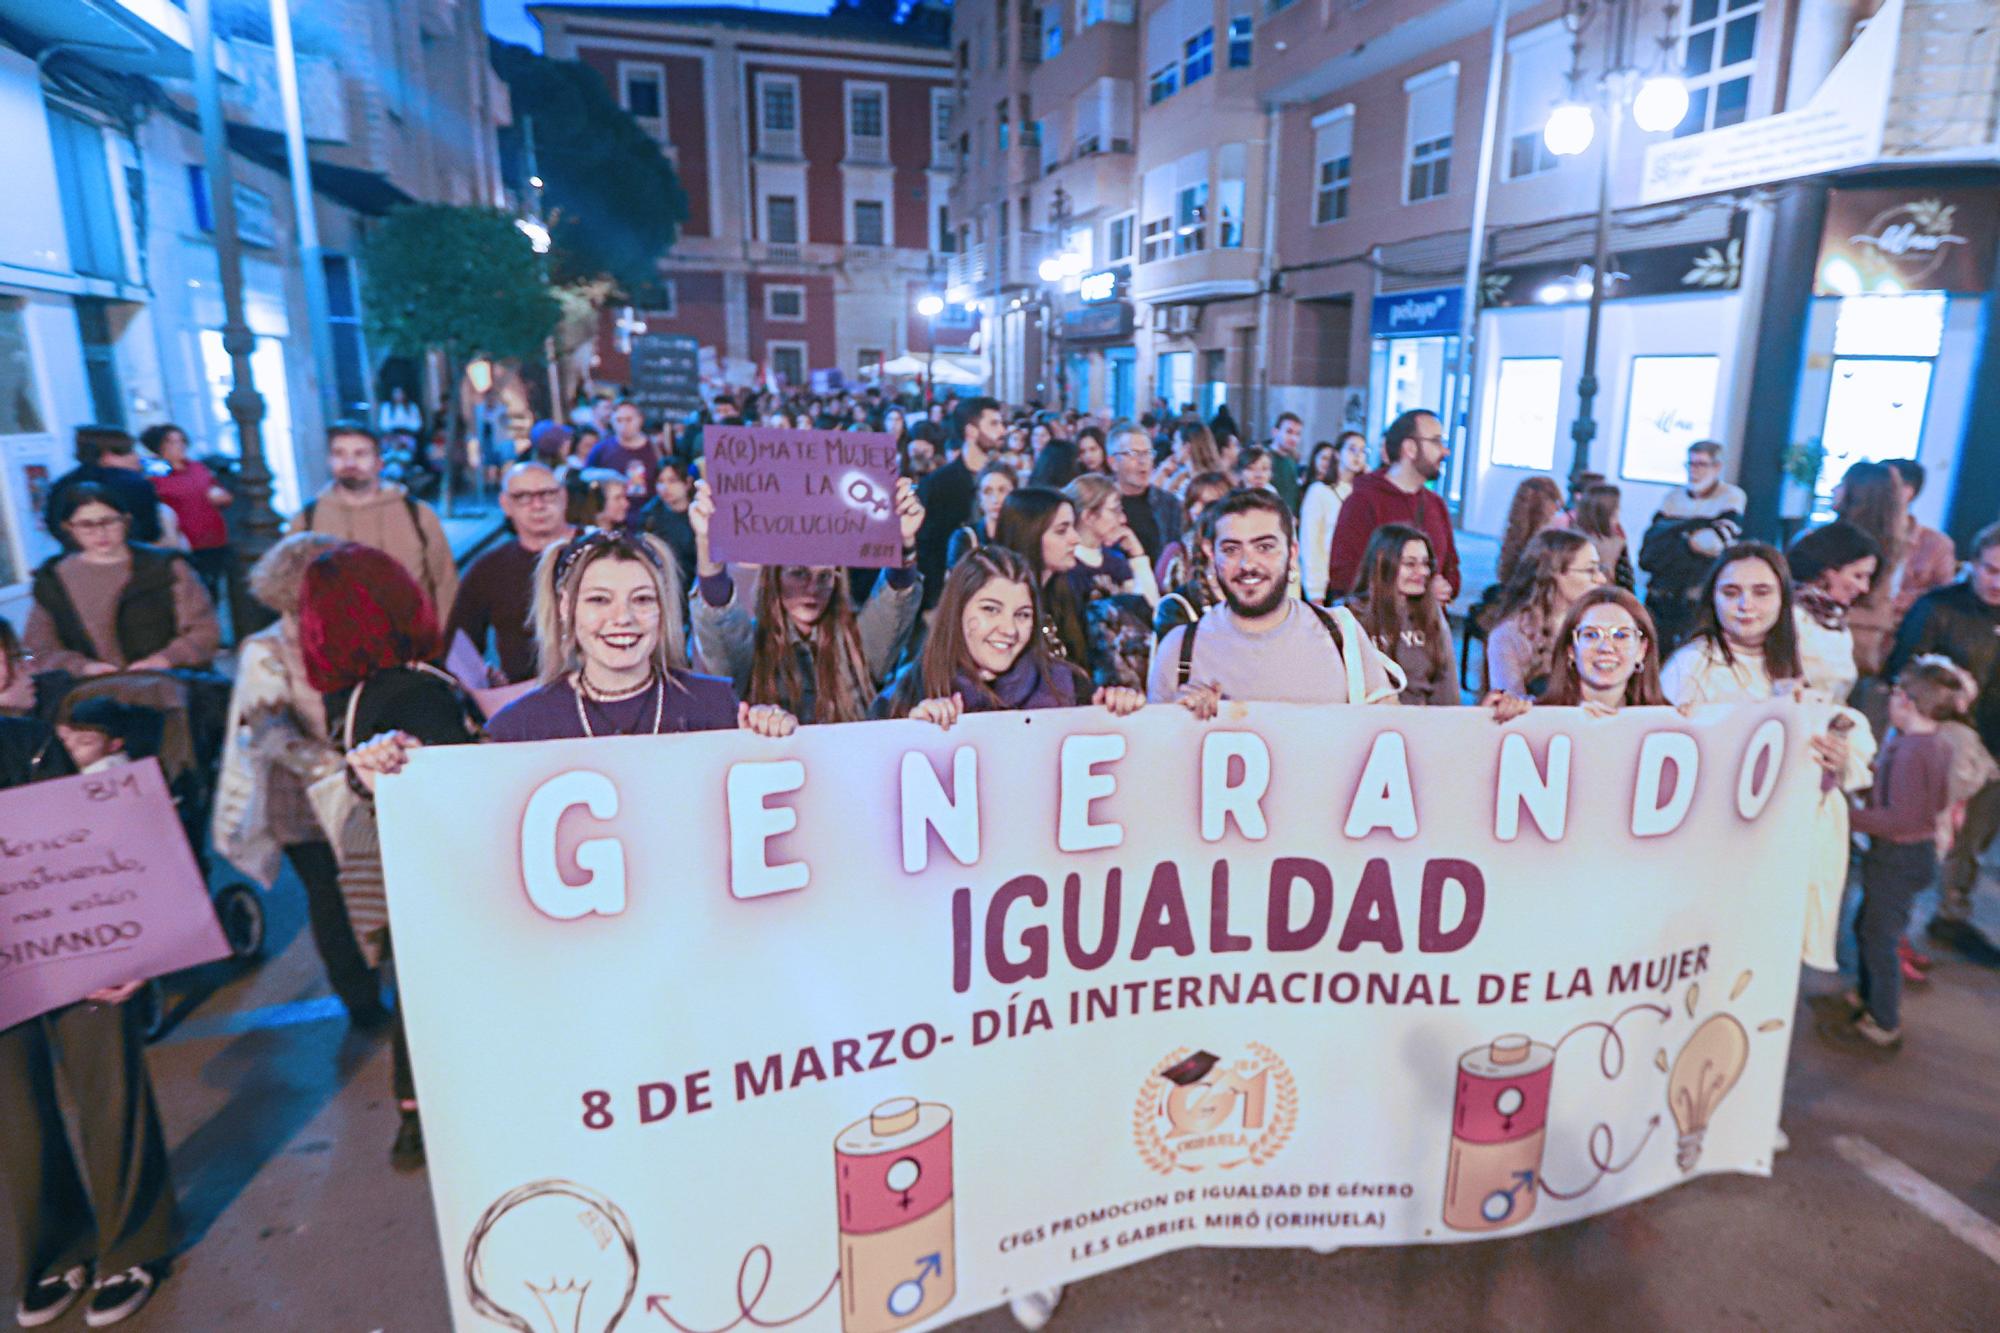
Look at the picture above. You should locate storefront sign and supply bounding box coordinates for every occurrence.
[381,702,1818,1331]
[1815,187,1997,295]
[1639,0,1902,204]
[629,333,702,422]
[1370,288,1462,338]
[1482,219,1746,309]
[0,761,227,1028]
[1078,269,1121,304]
[701,425,903,568]
[1062,301,1135,341]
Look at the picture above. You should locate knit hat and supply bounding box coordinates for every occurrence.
[529,420,573,462]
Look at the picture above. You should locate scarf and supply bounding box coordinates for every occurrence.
[1796,584,1848,632]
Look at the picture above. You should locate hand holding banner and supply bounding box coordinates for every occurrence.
[702,426,904,568]
[0,759,228,1028]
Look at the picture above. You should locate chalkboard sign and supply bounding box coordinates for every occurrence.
[629,332,702,422]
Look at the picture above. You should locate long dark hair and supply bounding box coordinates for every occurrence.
[1543,586,1667,707]
[1688,541,1803,682]
[890,547,1084,716]
[748,566,872,723]
[1787,520,1881,588]
[1348,523,1449,657]
[1835,461,1906,583]
[1491,528,1594,678]
[994,487,1088,663]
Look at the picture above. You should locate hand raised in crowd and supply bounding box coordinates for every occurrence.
[738,702,799,737]
[85,979,145,1006]
[689,479,721,575]
[894,477,925,549]
[909,693,965,730]
[1482,692,1532,724]
[1175,680,1223,722]
[346,729,422,794]
[1093,686,1145,716]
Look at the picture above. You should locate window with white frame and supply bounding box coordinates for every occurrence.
[847,84,888,163]
[939,204,955,251]
[1504,23,1566,179]
[1228,15,1253,68]
[768,341,807,388]
[1313,105,1353,224]
[1149,62,1178,104]
[853,199,887,246]
[1404,63,1457,203]
[1173,150,1209,255]
[1216,144,1245,248]
[1184,28,1214,86]
[1043,4,1063,59]
[645,279,678,318]
[1140,164,1173,262]
[931,89,955,166]
[1145,0,1183,103]
[620,63,667,141]
[1083,0,1137,26]
[760,76,800,157]
[766,195,800,244]
[1073,77,1134,156]
[766,285,806,320]
[1676,0,1762,137]
[1106,212,1134,263]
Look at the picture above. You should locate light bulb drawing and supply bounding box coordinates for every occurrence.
[1667,1013,1750,1173]
[465,1180,639,1333]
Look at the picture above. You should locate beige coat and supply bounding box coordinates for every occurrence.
[289,483,458,620]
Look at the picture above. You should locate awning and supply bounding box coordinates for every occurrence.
[0,0,219,79]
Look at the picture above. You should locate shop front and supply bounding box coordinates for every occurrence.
[1368,287,1464,506]
[1060,266,1136,416]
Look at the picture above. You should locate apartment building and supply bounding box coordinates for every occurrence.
[0,0,508,613]
[534,1,955,392]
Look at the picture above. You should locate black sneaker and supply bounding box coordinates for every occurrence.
[391,1110,425,1172]
[16,1265,87,1328]
[83,1267,156,1329]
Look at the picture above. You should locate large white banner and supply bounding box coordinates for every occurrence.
[381,701,1820,1332]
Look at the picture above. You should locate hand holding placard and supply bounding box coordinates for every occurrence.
[701,426,905,568]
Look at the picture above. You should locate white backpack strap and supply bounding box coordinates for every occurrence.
[1330,604,1406,704]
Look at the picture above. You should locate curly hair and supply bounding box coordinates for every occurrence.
[248,532,345,617]
[1497,476,1564,587]
[298,543,443,693]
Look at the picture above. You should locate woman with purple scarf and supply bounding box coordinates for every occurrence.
[874,547,1144,726]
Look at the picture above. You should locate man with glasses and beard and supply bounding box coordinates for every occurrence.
[1323,409,1460,604]
[1147,489,1402,712]
[444,462,576,684]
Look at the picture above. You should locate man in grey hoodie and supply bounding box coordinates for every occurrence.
[289,423,458,620]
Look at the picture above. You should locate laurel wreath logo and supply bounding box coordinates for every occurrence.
[1132,1043,1298,1176]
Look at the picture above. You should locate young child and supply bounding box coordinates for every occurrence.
[1904,657,2000,984]
[56,698,161,775]
[1835,658,1965,1050]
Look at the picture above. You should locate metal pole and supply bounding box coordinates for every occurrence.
[270,0,339,426]
[1568,75,1621,492]
[523,116,565,419]
[1451,0,1510,523]
[190,0,281,632]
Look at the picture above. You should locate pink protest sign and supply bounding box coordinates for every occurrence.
[702,425,903,568]
[0,759,229,1028]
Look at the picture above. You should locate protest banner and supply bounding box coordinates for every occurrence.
[0,759,228,1028]
[702,425,903,568]
[380,701,1820,1333]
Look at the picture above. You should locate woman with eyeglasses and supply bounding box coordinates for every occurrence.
[1539,586,1669,713]
[25,484,221,681]
[1482,529,1604,700]
[686,478,926,724]
[1341,524,1456,705]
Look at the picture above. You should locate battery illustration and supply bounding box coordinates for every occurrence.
[1442,1034,1556,1232]
[834,1097,956,1333]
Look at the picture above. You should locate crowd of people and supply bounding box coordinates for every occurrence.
[4,384,1998,1331]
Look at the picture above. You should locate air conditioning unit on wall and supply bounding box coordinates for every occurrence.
[1168,305,1197,334]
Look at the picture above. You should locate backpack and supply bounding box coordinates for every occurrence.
[299,494,433,566]
[1175,601,1405,704]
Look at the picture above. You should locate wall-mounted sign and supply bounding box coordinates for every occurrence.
[1620,354,1720,486]
[1482,217,1747,309]
[1078,269,1120,304]
[188,166,277,249]
[1061,302,1134,341]
[1815,187,1996,296]
[1370,288,1462,338]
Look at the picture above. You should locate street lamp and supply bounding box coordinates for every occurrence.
[1542,0,1689,490]
[917,293,945,405]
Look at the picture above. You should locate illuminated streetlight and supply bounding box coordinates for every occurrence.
[917,293,945,317]
[1038,257,1064,283]
[1630,74,1690,134]
[1543,102,1596,157]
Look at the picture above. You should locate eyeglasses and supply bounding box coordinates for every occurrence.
[1573,626,1646,649]
[507,487,565,506]
[1565,562,1605,578]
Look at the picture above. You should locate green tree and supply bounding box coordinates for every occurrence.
[490,39,690,295]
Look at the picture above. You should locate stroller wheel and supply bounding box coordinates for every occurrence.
[135,979,167,1041]
[216,882,266,960]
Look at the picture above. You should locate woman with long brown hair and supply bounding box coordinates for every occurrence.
[992,486,1090,666]
[1495,475,1565,588]
[1343,523,1455,704]
[1835,460,1909,673]
[686,478,926,724]
[1541,586,1669,711]
[876,547,1143,722]
[1572,482,1634,590]
[1483,529,1604,698]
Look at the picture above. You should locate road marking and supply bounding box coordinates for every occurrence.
[1831,1134,2000,1267]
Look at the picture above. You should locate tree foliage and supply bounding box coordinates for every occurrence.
[490,39,690,296]
[360,205,559,360]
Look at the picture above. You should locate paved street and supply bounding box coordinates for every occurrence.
[6,851,1995,1332]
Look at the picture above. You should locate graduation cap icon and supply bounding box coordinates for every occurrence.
[1161,1051,1220,1087]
